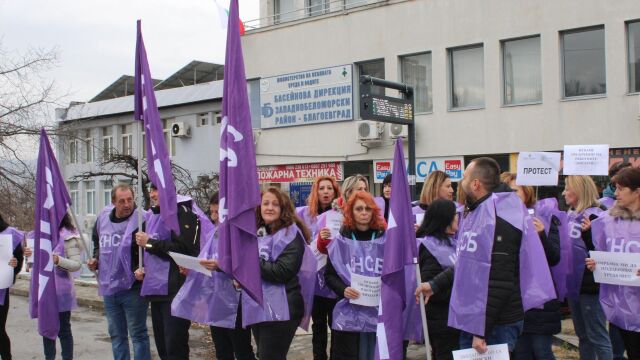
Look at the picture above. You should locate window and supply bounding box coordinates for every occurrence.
[84,130,94,163]
[628,21,640,93]
[215,112,223,124]
[102,180,113,208]
[502,36,542,105]
[197,113,210,127]
[102,126,114,161]
[308,0,328,16]
[400,53,432,113]
[68,139,78,164]
[358,59,385,96]
[345,0,366,9]
[561,26,606,98]
[121,124,133,156]
[85,181,96,215]
[162,119,176,157]
[69,182,79,214]
[449,45,484,109]
[274,0,297,23]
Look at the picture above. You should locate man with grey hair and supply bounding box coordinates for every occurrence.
[88,184,151,360]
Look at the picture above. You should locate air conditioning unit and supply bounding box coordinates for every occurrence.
[171,122,191,137]
[388,123,408,138]
[356,120,382,141]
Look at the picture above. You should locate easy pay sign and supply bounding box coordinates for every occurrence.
[516,152,561,186]
[373,157,464,183]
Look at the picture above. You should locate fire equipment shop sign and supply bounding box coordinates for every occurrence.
[373,157,465,183]
[258,162,344,183]
[260,65,353,128]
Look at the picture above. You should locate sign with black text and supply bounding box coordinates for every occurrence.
[516,152,561,186]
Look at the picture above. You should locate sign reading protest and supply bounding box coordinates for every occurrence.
[452,344,509,360]
[373,157,464,183]
[516,152,561,186]
[257,162,343,183]
[590,251,640,287]
[563,144,609,175]
[260,65,353,128]
[349,272,381,307]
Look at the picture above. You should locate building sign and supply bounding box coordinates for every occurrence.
[373,157,464,183]
[260,65,353,128]
[258,162,344,183]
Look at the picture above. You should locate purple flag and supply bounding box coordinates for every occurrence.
[134,20,180,235]
[216,0,263,305]
[30,128,72,339]
[376,139,418,360]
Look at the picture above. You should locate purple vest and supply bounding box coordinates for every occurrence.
[309,209,339,299]
[566,207,604,300]
[52,228,78,312]
[599,197,616,210]
[242,224,317,330]
[96,207,145,296]
[448,192,556,336]
[418,236,457,269]
[0,227,23,306]
[140,211,172,296]
[374,197,386,215]
[591,213,640,331]
[328,232,386,333]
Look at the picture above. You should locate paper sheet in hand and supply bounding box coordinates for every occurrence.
[310,240,327,270]
[26,237,34,264]
[168,252,212,277]
[415,213,424,225]
[590,251,640,286]
[349,272,380,307]
[0,235,14,289]
[326,212,343,238]
[452,344,509,360]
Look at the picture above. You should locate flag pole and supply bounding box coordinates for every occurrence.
[137,120,144,268]
[414,261,432,360]
[66,204,91,261]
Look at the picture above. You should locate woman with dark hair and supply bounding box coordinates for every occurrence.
[296,176,341,360]
[0,213,24,360]
[587,166,640,359]
[415,199,459,359]
[242,188,316,360]
[323,191,387,360]
[374,174,392,222]
[600,161,631,209]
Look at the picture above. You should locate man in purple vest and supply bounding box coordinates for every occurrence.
[87,184,151,360]
[417,157,532,354]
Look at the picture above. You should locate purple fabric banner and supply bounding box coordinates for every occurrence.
[0,228,24,306]
[216,0,263,306]
[30,128,72,339]
[591,213,640,331]
[376,139,419,360]
[418,236,457,269]
[134,20,180,236]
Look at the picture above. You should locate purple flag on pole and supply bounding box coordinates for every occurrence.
[134,20,180,235]
[376,139,418,360]
[30,128,72,339]
[216,0,263,305]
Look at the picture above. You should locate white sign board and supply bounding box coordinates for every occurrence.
[168,252,212,277]
[260,65,353,128]
[590,251,640,286]
[310,240,327,270]
[326,212,343,239]
[349,273,381,307]
[516,152,561,186]
[563,144,609,175]
[452,344,509,360]
[0,235,14,289]
[373,157,465,183]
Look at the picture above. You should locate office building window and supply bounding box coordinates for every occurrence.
[628,21,640,93]
[102,180,113,208]
[197,113,210,127]
[275,0,297,23]
[562,26,606,98]
[400,52,432,113]
[308,0,328,16]
[68,139,78,164]
[85,181,96,215]
[449,45,484,109]
[69,182,79,214]
[102,126,114,161]
[84,130,94,163]
[502,36,542,105]
[122,124,133,156]
[358,59,385,96]
[162,119,176,157]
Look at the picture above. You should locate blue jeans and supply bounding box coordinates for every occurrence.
[460,321,523,352]
[43,311,73,360]
[103,287,151,360]
[513,333,556,360]
[569,294,613,360]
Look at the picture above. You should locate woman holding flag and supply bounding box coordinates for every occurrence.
[0,213,24,360]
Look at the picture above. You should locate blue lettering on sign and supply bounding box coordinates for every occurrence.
[261,103,274,118]
[429,161,438,173]
[416,161,428,178]
[446,169,462,179]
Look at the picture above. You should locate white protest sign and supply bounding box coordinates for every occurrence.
[516,152,561,186]
[415,213,425,225]
[349,272,381,307]
[26,237,34,264]
[590,251,640,286]
[326,212,343,239]
[452,344,509,360]
[0,235,14,289]
[563,144,609,175]
[168,252,212,277]
[310,240,327,270]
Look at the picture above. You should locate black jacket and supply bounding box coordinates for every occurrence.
[0,220,24,285]
[418,240,455,334]
[143,201,200,301]
[260,227,306,321]
[579,208,606,294]
[522,215,562,335]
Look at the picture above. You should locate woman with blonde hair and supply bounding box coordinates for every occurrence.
[414,171,454,218]
[563,175,612,359]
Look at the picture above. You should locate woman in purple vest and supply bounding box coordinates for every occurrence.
[415,199,460,360]
[0,213,24,360]
[587,166,640,359]
[323,191,387,360]
[298,176,341,360]
[249,188,312,360]
[413,171,454,223]
[374,174,392,222]
[563,175,612,359]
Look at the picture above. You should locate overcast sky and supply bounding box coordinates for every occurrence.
[0,0,260,106]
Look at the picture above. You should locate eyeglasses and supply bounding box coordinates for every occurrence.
[354,206,373,212]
